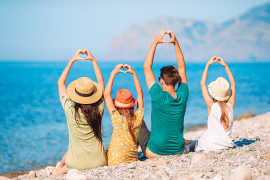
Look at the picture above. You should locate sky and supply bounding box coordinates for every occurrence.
[0,0,269,61]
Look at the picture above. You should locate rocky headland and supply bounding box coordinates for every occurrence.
[106,3,270,62]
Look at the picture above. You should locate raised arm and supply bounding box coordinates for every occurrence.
[200,56,217,112]
[57,49,84,96]
[143,30,168,90]
[125,64,144,109]
[217,57,236,107]
[167,30,187,84]
[104,64,124,115]
[84,49,104,92]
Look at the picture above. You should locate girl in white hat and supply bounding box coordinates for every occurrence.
[185,56,236,152]
[46,49,107,175]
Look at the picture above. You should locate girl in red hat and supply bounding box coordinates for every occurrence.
[104,64,144,166]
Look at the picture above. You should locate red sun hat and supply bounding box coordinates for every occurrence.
[113,89,137,109]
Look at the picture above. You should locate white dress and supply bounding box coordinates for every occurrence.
[195,102,236,152]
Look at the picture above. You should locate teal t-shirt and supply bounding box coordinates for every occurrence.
[147,82,189,155]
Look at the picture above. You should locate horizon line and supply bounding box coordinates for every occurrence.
[0,60,269,64]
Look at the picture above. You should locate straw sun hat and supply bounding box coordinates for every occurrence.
[67,77,102,104]
[208,77,231,101]
[113,89,137,109]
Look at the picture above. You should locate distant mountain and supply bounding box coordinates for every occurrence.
[106,3,270,62]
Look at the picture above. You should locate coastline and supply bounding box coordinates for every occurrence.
[0,122,209,178]
[2,111,270,179]
[0,166,55,179]
[1,124,209,179]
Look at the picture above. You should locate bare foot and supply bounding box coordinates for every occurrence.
[52,168,59,175]
[45,166,55,176]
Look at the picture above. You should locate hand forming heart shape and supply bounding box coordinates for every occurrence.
[120,64,129,73]
[78,51,88,59]
[212,57,222,62]
[208,56,227,67]
[80,49,95,61]
[155,30,177,44]
[70,49,96,62]
[166,30,176,44]
[113,64,134,75]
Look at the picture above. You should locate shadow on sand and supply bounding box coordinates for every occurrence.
[233,138,260,147]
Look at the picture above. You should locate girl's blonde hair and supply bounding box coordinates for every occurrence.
[213,98,231,128]
[116,107,137,144]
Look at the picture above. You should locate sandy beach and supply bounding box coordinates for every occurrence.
[1,111,270,180]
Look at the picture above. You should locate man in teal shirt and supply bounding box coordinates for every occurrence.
[138,30,189,158]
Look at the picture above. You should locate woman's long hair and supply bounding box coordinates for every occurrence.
[213,98,231,128]
[74,102,103,142]
[116,107,137,144]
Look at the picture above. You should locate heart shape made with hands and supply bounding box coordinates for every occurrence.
[78,53,88,59]
[120,65,130,73]
[77,50,91,60]
[163,33,172,43]
[158,31,175,44]
[213,57,222,62]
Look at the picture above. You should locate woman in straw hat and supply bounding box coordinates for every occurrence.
[104,64,144,166]
[185,57,237,152]
[46,49,107,175]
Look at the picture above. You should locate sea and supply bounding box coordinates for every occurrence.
[0,61,270,174]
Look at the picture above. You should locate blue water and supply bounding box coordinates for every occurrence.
[0,61,270,174]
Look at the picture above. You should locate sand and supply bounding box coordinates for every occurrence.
[3,111,270,180]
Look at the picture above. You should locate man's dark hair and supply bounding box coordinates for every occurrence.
[160,65,181,86]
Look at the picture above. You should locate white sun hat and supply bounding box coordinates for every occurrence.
[208,77,231,101]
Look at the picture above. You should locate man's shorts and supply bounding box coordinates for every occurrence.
[137,128,189,156]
